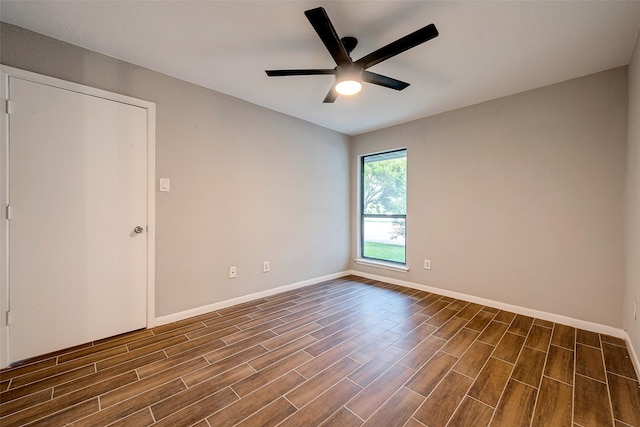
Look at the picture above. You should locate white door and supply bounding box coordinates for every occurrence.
[8,76,149,363]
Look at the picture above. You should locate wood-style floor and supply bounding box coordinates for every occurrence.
[1,276,639,426]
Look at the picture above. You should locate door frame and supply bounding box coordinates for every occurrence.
[0,65,156,369]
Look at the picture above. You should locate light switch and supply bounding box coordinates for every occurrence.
[159,178,170,192]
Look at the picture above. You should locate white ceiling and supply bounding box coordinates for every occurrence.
[2,1,640,135]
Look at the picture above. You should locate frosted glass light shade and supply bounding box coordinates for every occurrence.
[335,80,362,96]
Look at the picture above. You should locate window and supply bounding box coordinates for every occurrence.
[361,149,407,264]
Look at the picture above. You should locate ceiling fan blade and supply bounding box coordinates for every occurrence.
[323,86,338,103]
[355,23,439,69]
[362,71,410,90]
[304,7,352,66]
[266,69,335,76]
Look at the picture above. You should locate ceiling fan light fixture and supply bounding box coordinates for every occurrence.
[335,79,362,95]
[335,64,363,96]
[265,7,439,103]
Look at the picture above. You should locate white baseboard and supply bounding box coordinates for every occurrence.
[154,271,351,326]
[625,334,640,379]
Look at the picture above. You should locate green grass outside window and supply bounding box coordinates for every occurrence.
[363,241,405,263]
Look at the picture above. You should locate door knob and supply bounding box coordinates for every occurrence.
[133,226,144,234]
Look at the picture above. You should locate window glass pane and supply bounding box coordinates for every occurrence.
[362,217,406,264]
[362,151,406,215]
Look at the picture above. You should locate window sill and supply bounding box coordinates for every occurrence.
[354,258,409,273]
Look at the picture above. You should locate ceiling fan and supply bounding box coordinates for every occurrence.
[265,7,439,103]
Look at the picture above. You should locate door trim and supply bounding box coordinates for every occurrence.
[0,65,156,369]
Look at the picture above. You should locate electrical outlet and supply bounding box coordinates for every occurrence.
[263,261,270,273]
[424,259,431,270]
[229,266,237,279]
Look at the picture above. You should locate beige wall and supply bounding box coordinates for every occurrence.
[0,22,351,318]
[625,33,640,358]
[351,68,628,328]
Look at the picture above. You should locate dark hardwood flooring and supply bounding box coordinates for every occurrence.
[1,275,639,426]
